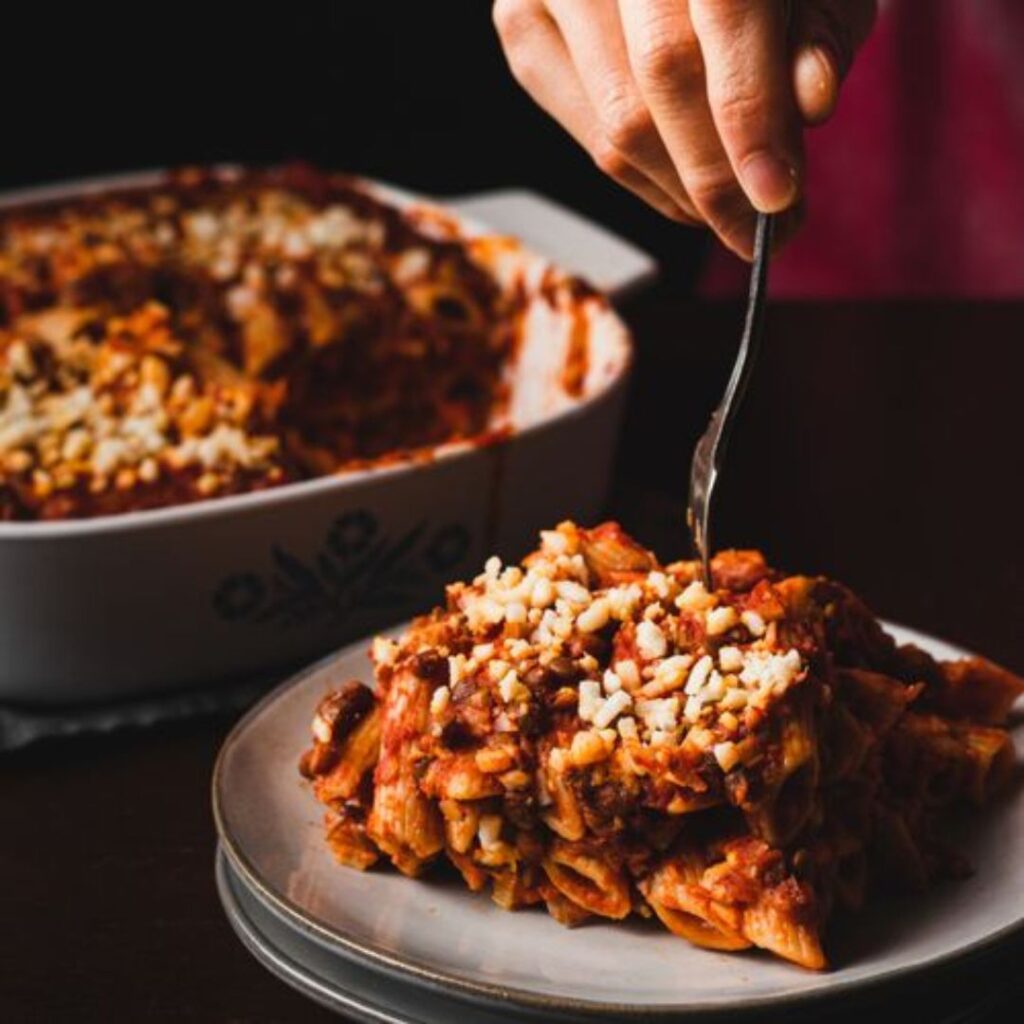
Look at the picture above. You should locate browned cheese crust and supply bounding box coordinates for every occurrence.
[0,165,521,519]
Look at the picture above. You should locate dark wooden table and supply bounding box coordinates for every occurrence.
[4,297,1023,1022]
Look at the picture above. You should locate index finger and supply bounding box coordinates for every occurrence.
[619,0,759,257]
[689,0,803,214]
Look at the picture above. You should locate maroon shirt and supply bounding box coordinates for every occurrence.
[702,0,1024,298]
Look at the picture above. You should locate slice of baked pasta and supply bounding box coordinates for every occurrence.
[300,521,1022,969]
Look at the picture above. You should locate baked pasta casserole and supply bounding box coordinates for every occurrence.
[0,166,520,520]
[300,522,1022,969]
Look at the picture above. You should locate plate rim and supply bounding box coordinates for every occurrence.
[212,621,1024,1018]
[215,846,413,1024]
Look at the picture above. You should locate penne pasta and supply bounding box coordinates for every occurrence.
[366,666,445,876]
[300,522,1022,970]
[542,840,632,920]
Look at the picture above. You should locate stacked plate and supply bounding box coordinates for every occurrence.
[212,626,1024,1023]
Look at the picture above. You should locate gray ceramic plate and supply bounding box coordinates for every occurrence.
[216,847,1013,1024]
[212,623,1024,1019]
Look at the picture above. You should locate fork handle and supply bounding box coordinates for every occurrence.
[718,213,773,455]
[689,212,774,587]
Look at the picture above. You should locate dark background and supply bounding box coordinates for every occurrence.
[1,4,708,285]
[4,6,1024,1023]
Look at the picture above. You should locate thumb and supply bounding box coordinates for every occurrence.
[791,0,878,126]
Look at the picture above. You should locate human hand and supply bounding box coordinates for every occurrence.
[493,0,876,258]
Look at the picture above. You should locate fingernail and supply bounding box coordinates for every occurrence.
[794,43,839,125]
[740,151,800,214]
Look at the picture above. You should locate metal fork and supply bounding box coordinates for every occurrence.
[687,212,774,587]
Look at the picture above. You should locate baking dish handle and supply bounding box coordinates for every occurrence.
[448,189,657,302]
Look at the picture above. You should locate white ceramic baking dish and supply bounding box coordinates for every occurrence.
[0,172,654,706]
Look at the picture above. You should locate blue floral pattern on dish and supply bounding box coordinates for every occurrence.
[213,511,470,628]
